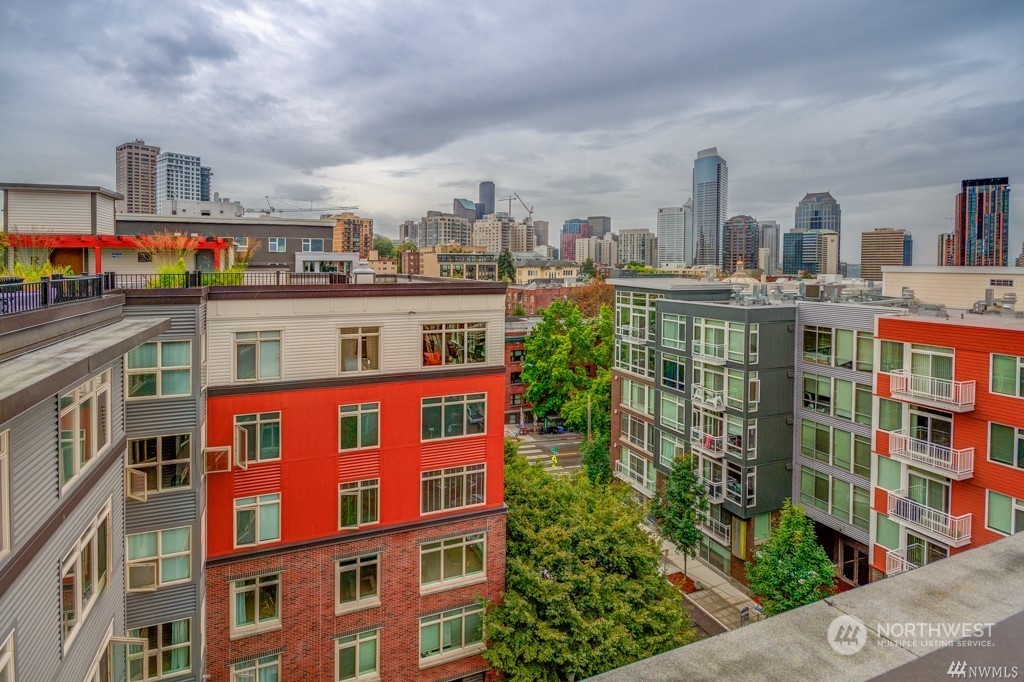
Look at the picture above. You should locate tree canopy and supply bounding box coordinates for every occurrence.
[521,300,598,419]
[483,443,694,680]
[372,234,395,259]
[580,257,596,279]
[498,248,516,283]
[567,277,613,318]
[653,454,708,574]
[745,499,837,616]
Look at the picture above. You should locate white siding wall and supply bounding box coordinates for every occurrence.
[883,271,1024,309]
[87,250,197,274]
[6,191,92,233]
[95,195,116,235]
[206,293,506,386]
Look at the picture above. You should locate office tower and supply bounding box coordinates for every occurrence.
[618,229,658,267]
[795,192,841,261]
[783,228,839,275]
[420,212,473,247]
[692,148,728,267]
[472,214,534,253]
[757,220,780,275]
[479,181,496,217]
[587,216,612,240]
[115,139,160,213]
[1016,242,1024,267]
[453,198,478,222]
[573,236,618,267]
[954,177,1010,266]
[721,215,759,274]
[200,165,213,201]
[860,228,913,281]
[533,219,550,247]
[154,151,203,214]
[657,202,692,267]
[938,233,956,266]
[560,218,590,261]
[399,220,419,244]
[331,212,374,257]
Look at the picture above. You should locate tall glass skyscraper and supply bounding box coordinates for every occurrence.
[794,192,841,261]
[656,200,692,267]
[954,177,1010,266]
[692,148,728,267]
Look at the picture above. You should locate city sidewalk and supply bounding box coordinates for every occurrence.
[659,536,764,632]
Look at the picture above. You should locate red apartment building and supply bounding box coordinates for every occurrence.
[504,283,573,316]
[202,281,507,681]
[871,313,1024,579]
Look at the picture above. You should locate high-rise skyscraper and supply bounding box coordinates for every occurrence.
[656,202,692,267]
[200,165,213,202]
[954,177,1010,266]
[783,228,838,275]
[587,216,611,240]
[692,148,728,267]
[721,215,759,273]
[154,151,203,214]
[560,218,590,261]
[756,220,780,275]
[860,228,912,280]
[115,139,160,213]
[618,229,658,267]
[453,198,477,222]
[533,220,550,247]
[794,192,841,261]
[479,181,495,217]
[937,232,956,266]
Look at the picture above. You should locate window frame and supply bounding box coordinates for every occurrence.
[233,331,281,383]
[336,554,380,614]
[234,412,282,463]
[661,354,686,391]
[421,394,486,441]
[418,604,485,665]
[268,238,286,253]
[127,617,192,680]
[335,629,380,681]
[127,341,192,398]
[339,327,381,374]
[230,574,281,638]
[59,370,112,489]
[232,655,281,682]
[420,464,486,515]
[234,493,281,548]
[419,533,486,594]
[988,421,1024,470]
[126,525,191,591]
[986,490,1024,536]
[127,433,192,494]
[302,237,326,252]
[0,431,8,561]
[339,403,380,452]
[661,313,686,351]
[991,353,1024,398]
[61,501,112,650]
[0,630,12,682]
[339,479,380,529]
[421,322,487,367]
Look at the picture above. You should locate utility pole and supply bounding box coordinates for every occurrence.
[587,393,592,443]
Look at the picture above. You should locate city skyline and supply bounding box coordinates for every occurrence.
[0,1,1022,264]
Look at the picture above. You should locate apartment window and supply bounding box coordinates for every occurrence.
[60,371,112,487]
[302,237,326,251]
[127,526,190,590]
[621,378,653,415]
[336,630,379,680]
[726,415,756,458]
[879,340,904,373]
[510,371,522,385]
[615,339,655,377]
[803,326,832,365]
[989,422,1024,469]
[801,419,831,463]
[662,354,685,391]
[61,504,111,645]
[420,533,485,590]
[692,317,726,359]
[992,354,1024,397]
[662,313,686,350]
[340,327,380,373]
[800,466,869,531]
[421,464,485,514]
[659,432,687,470]
[0,431,8,560]
[127,434,191,493]
[339,404,380,451]
[339,480,379,529]
[235,494,281,547]
[748,324,759,364]
[127,619,191,680]
[854,384,873,426]
[268,238,286,252]
[878,398,903,432]
[336,554,379,612]
[231,574,280,636]
[990,278,1015,287]
[234,331,281,381]
[834,329,856,369]
[421,394,485,440]
[754,513,772,543]
[803,373,832,414]
[856,332,874,372]
[615,290,663,341]
[987,491,1024,535]
[128,341,191,397]
[510,393,523,407]
[235,413,281,462]
[619,412,654,452]
[659,393,686,433]
[726,369,757,410]
[422,323,487,366]
[509,349,524,363]
[727,322,747,363]
[0,631,12,682]
[419,604,484,661]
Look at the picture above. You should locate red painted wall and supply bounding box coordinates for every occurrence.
[206,373,506,558]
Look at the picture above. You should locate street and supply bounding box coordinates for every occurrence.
[506,429,584,474]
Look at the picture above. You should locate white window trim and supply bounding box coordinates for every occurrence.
[268,238,287,253]
[126,525,192,591]
[985,490,1024,537]
[233,494,281,548]
[0,431,9,561]
[419,533,487,595]
[335,629,381,681]
[0,629,13,682]
[420,394,487,443]
[234,412,282,463]
[232,331,281,383]
[128,617,192,679]
[127,433,193,494]
[338,327,381,375]
[338,404,380,452]
[126,341,192,399]
[990,352,1024,399]
[417,605,486,669]
[231,654,282,681]
[420,464,487,515]
[229,574,282,639]
[62,499,112,652]
[338,480,380,530]
[60,370,112,490]
[335,554,381,615]
[987,420,1024,472]
[420,322,488,368]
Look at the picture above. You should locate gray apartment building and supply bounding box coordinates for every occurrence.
[0,280,169,679]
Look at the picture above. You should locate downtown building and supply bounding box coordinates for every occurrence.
[559,219,590,262]
[794,192,841,260]
[860,228,912,281]
[115,139,161,214]
[692,148,728,268]
[573,235,618,268]
[419,212,473,249]
[657,201,693,268]
[618,229,658,268]
[782,228,839,276]
[953,177,1011,267]
[721,215,759,274]
[756,220,780,276]
[155,152,210,215]
[472,214,535,254]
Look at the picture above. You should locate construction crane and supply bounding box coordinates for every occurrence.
[243,196,358,216]
[496,194,534,224]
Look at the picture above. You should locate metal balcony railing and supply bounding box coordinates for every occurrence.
[690,429,724,457]
[887,490,972,547]
[885,545,921,577]
[697,476,725,503]
[889,431,974,479]
[691,341,726,364]
[0,275,103,316]
[614,460,656,497]
[889,369,975,410]
[698,511,731,545]
[691,385,726,410]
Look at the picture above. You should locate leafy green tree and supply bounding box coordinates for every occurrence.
[653,454,708,574]
[579,431,611,485]
[522,300,595,419]
[746,499,837,616]
[580,257,596,279]
[498,248,516,283]
[483,451,693,680]
[373,235,395,259]
[512,302,526,317]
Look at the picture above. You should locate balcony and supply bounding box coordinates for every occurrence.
[888,431,974,480]
[690,429,725,458]
[698,511,731,545]
[614,460,656,498]
[691,385,725,411]
[1,275,103,316]
[885,545,921,577]
[691,341,726,365]
[616,324,649,345]
[887,490,972,547]
[889,370,975,412]
[697,476,725,503]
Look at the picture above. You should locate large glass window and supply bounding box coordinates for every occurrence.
[800,466,868,529]
[803,373,832,414]
[659,394,686,433]
[127,526,190,590]
[336,554,379,612]
[615,339,654,377]
[421,394,485,440]
[662,354,685,391]
[802,326,832,365]
[339,327,380,373]
[61,505,110,646]
[339,480,379,529]
[128,619,191,680]
[880,340,904,373]
[60,371,112,487]
[878,398,903,432]
[128,434,191,493]
[856,333,874,372]
[987,491,1024,535]
[992,354,1024,398]
[232,655,280,682]
[234,332,280,382]
[268,238,286,252]
[990,422,1024,469]
[336,630,378,681]
[422,323,486,366]
[421,465,485,514]
[339,404,379,451]
[835,329,855,369]
[420,533,485,590]
[620,378,653,415]
[128,342,191,397]
[419,605,484,661]
[235,494,281,547]
[615,290,663,342]
[661,313,686,350]
[302,237,326,252]
[231,575,280,636]
[659,432,686,470]
[235,413,281,462]
[619,412,653,452]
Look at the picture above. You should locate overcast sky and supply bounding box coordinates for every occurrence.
[1,0,1022,264]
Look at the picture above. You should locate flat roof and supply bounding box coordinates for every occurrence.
[591,532,1024,682]
[607,278,734,291]
[116,214,335,227]
[882,266,1024,275]
[0,182,122,201]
